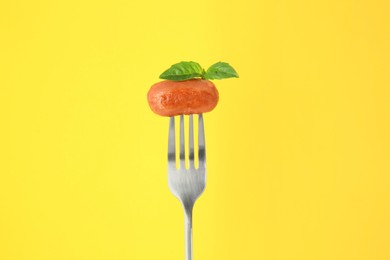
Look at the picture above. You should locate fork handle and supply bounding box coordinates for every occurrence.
[184,207,193,260]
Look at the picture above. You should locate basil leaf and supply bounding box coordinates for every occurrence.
[159,61,204,81]
[204,62,239,80]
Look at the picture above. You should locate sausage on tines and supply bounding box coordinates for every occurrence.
[147,79,219,117]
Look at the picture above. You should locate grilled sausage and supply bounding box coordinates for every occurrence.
[147,79,219,116]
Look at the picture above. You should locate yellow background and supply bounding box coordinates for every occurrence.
[1,0,389,259]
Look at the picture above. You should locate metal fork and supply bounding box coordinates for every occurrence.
[168,114,206,260]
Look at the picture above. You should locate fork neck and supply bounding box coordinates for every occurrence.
[182,200,194,215]
[184,205,193,221]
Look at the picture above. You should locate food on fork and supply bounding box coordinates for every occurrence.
[148,79,218,116]
[147,61,238,117]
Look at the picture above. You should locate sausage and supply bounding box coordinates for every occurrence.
[147,79,219,116]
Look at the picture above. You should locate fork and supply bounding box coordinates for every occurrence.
[168,114,206,260]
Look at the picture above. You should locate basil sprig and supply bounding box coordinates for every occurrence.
[159,61,239,81]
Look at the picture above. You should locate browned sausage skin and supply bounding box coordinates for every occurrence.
[147,79,219,117]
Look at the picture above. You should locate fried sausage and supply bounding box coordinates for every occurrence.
[147,79,219,116]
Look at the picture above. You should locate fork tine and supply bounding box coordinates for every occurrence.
[188,115,194,168]
[198,114,206,169]
[179,115,186,169]
[168,116,176,169]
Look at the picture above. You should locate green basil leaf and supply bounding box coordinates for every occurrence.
[204,62,239,80]
[159,61,204,81]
